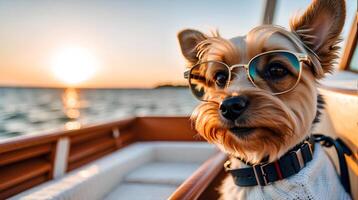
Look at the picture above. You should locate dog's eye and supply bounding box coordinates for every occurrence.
[214,71,228,88]
[265,63,288,79]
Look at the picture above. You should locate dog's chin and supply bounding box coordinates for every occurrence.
[224,127,284,163]
[229,127,256,139]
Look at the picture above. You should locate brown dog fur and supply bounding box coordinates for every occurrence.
[178,0,346,199]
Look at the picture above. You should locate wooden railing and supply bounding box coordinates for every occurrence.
[0,116,201,199]
[0,142,54,198]
[169,152,227,200]
[66,118,135,171]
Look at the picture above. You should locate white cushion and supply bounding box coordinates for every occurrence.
[150,142,217,163]
[124,162,201,185]
[104,183,177,200]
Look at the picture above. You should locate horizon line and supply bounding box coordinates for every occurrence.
[0,84,188,90]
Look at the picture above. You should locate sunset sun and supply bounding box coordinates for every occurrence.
[51,46,98,85]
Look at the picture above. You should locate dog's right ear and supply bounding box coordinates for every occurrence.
[290,0,346,76]
[177,29,207,64]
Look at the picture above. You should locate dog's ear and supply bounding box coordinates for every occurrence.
[178,29,207,64]
[290,0,346,75]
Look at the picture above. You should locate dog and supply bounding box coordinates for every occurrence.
[178,0,351,199]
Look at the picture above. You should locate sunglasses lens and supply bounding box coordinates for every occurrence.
[189,61,229,101]
[248,52,301,94]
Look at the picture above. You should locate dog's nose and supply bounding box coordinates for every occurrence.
[220,96,249,121]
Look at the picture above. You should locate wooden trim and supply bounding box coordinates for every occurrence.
[169,152,227,200]
[0,116,199,154]
[0,117,136,154]
[68,136,116,163]
[67,147,116,172]
[198,167,227,200]
[319,84,358,96]
[339,13,358,71]
[0,142,55,199]
[0,175,48,200]
[0,116,199,198]
[70,129,112,145]
[0,144,51,166]
[0,158,51,191]
[67,125,137,171]
[131,116,203,142]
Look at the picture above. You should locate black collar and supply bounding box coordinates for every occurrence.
[224,137,315,187]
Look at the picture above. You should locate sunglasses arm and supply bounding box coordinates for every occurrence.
[297,54,309,62]
[184,70,190,79]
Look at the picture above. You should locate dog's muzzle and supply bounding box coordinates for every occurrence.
[219,96,249,121]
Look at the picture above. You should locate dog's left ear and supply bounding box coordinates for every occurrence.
[290,0,346,76]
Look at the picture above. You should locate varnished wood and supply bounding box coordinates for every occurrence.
[319,84,357,96]
[0,144,51,166]
[131,116,203,142]
[69,137,116,163]
[70,129,113,145]
[0,117,136,154]
[0,158,51,191]
[198,168,227,200]
[0,175,48,200]
[67,147,116,171]
[169,152,227,200]
[339,13,357,71]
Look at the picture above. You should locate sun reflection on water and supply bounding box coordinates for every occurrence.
[62,88,82,130]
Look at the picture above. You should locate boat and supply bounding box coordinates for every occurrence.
[1,7,357,200]
[0,79,357,199]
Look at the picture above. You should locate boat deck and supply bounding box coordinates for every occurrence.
[105,162,201,200]
[11,142,218,200]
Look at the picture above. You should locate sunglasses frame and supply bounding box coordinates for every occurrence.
[184,50,309,101]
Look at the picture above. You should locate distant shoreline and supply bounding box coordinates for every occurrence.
[154,84,188,89]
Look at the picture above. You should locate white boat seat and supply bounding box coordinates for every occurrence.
[124,162,202,186]
[105,183,177,200]
[11,142,217,200]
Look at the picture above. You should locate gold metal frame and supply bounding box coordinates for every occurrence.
[184,50,309,101]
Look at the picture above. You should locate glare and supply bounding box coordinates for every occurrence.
[51,46,98,85]
[65,121,81,130]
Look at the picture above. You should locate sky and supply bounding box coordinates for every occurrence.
[0,0,356,88]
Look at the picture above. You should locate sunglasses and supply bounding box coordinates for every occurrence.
[184,50,309,102]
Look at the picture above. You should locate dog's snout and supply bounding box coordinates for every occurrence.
[219,96,249,121]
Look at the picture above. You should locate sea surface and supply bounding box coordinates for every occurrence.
[0,87,198,139]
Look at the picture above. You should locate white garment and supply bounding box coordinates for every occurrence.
[220,143,351,200]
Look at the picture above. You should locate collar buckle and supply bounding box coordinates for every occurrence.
[305,140,313,154]
[253,163,270,186]
[295,148,305,169]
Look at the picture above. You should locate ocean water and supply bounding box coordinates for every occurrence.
[0,88,198,139]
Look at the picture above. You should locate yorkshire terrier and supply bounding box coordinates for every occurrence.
[178,0,351,199]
